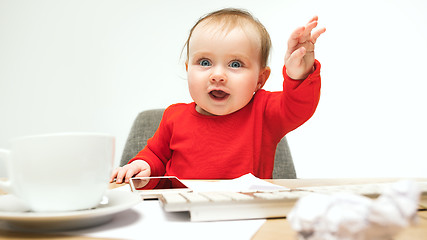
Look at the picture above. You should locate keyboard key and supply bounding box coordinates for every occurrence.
[200,192,232,202]
[221,192,254,201]
[181,192,210,203]
[253,192,285,200]
[162,193,188,204]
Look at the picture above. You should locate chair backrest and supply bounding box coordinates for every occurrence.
[120,109,296,179]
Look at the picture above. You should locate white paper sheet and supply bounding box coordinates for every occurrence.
[63,183,265,240]
[183,173,289,192]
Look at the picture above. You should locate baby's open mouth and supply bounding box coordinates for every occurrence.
[209,90,230,100]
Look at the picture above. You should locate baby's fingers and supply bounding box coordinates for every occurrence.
[124,170,137,183]
[285,46,308,79]
[300,20,318,43]
[311,27,326,44]
[307,16,319,24]
[115,166,136,184]
[288,26,305,50]
[288,47,306,66]
[110,167,120,182]
[114,168,126,184]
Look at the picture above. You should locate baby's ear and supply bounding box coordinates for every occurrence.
[257,67,271,90]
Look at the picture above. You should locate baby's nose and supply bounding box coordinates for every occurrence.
[210,66,227,83]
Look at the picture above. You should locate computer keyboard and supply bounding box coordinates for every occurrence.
[160,190,307,221]
[159,182,427,221]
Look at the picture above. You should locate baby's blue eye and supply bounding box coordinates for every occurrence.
[199,59,211,67]
[229,61,242,68]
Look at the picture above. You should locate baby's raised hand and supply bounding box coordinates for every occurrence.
[285,16,326,80]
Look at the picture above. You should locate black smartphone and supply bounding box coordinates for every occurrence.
[129,176,191,199]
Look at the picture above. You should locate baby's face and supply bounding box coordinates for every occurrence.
[186,23,269,116]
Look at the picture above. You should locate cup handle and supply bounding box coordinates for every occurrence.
[0,149,12,194]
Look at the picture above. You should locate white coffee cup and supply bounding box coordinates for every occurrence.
[0,132,115,212]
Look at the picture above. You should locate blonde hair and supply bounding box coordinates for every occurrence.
[184,8,271,68]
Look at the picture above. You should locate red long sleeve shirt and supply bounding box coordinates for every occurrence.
[129,60,321,179]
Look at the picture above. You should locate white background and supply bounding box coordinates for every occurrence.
[1,0,426,178]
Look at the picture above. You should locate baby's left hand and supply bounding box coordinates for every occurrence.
[285,16,326,80]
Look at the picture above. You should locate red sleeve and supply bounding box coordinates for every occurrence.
[128,107,174,176]
[282,59,321,131]
[264,60,321,139]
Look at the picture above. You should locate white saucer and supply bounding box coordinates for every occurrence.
[0,190,141,231]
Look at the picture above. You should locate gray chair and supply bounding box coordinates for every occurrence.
[120,109,296,179]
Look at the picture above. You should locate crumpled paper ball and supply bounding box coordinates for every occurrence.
[287,180,420,240]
